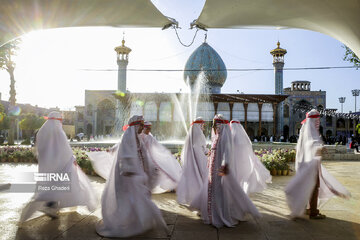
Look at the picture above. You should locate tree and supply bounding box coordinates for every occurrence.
[0,103,4,113]
[0,39,21,144]
[0,113,11,131]
[343,45,360,69]
[356,123,360,135]
[19,113,45,139]
[0,103,10,135]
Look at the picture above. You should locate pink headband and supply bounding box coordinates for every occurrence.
[301,113,320,124]
[44,117,62,122]
[122,120,144,131]
[191,119,205,125]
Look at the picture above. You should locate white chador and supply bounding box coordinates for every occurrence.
[20,111,97,222]
[177,117,209,205]
[87,122,181,194]
[96,116,167,238]
[139,121,182,193]
[230,120,271,194]
[87,143,119,180]
[285,109,351,217]
[191,115,261,228]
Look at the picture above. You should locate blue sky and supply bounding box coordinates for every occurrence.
[0,0,358,112]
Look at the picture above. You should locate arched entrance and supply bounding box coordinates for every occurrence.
[97,99,115,135]
[283,125,289,141]
[247,127,255,140]
[87,123,93,137]
[326,130,332,137]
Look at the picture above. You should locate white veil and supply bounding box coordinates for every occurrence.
[230,120,271,194]
[20,111,97,222]
[285,109,351,217]
[140,131,182,194]
[177,117,209,205]
[191,114,261,227]
[36,112,73,173]
[96,115,167,237]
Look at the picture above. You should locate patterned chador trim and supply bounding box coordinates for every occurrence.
[207,132,220,224]
[136,134,146,172]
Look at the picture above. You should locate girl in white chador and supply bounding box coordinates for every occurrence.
[285,109,351,219]
[177,117,209,205]
[191,115,261,228]
[20,111,97,222]
[139,121,182,193]
[87,121,181,194]
[96,115,167,238]
[230,120,271,194]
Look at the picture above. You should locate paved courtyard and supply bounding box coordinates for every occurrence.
[0,161,359,240]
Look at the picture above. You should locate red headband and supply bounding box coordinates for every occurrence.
[301,113,320,124]
[122,120,144,131]
[191,119,205,126]
[44,117,62,121]
[230,120,240,124]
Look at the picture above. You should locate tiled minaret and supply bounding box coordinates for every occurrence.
[270,41,287,137]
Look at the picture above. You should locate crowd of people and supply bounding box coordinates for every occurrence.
[19,110,351,237]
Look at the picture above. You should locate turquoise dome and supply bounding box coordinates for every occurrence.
[184,42,227,93]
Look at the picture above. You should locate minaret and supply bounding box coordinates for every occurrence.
[114,36,131,92]
[270,41,287,137]
[114,35,131,133]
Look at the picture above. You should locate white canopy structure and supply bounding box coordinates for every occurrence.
[193,0,360,57]
[0,0,173,46]
[0,0,359,57]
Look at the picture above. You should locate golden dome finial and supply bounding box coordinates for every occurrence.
[115,31,131,56]
[122,31,125,46]
[270,41,287,56]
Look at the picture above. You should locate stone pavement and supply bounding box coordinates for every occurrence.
[0,161,359,240]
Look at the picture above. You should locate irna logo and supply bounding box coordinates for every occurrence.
[34,173,70,182]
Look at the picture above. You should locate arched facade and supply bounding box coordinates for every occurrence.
[80,91,287,139]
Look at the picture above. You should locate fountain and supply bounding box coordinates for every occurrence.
[70,41,227,153]
[70,75,210,153]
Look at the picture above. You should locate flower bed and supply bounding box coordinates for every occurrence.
[255,148,296,176]
[0,146,111,176]
[0,146,37,163]
[1,146,297,177]
[72,147,111,176]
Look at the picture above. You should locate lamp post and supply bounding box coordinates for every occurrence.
[352,89,360,112]
[338,97,346,113]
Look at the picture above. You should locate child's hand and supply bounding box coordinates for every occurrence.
[218,164,228,176]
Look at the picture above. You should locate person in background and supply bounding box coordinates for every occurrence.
[350,138,360,153]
